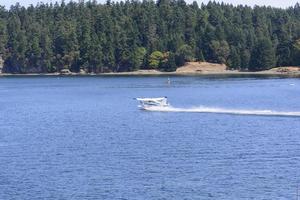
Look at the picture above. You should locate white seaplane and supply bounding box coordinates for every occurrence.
[135,97,169,110]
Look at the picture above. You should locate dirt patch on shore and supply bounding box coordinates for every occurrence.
[176,62,228,74]
[266,67,300,74]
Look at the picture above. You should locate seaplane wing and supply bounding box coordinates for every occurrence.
[135,97,169,109]
[136,97,166,102]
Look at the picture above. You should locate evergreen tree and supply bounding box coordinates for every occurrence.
[160,52,177,72]
[209,40,230,64]
[227,46,241,69]
[291,39,300,65]
[131,47,147,71]
[249,38,276,71]
[175,44,194,66]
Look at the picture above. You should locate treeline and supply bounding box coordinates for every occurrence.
[1,0,300,73]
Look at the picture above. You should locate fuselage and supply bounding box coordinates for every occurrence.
[135,97,169,109]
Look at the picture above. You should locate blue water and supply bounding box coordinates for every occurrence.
[0,75,300,199]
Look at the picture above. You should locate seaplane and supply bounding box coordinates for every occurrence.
[135,97,169,110]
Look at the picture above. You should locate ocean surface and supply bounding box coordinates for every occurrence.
[0,75,300,200]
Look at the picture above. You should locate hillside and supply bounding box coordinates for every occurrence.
[1,1,300,74]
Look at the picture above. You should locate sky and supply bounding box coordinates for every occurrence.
[0,0,299,9]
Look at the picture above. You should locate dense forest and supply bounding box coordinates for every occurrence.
[1,0,300,73]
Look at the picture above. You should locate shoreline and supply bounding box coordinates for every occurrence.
[0,71,300,77]
[1,62,299,77]
[0,70,300,77]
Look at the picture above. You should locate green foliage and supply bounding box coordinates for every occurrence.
[249,38,276,71]
[209,40,230,64]
[196,49,205,62]
[227,47,241,69]
[149,51,164,69]
[131,47,147,71]
[291,39,300,65]
[240,49,251,70]
[276,42,291,66]
[176,44,194,62]
[0,18,7,56]
[1,1,300,73]
[161,52,177,72]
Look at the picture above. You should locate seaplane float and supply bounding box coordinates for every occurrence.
[135,97,169,110]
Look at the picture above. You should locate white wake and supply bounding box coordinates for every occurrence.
[144,106,300,117]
